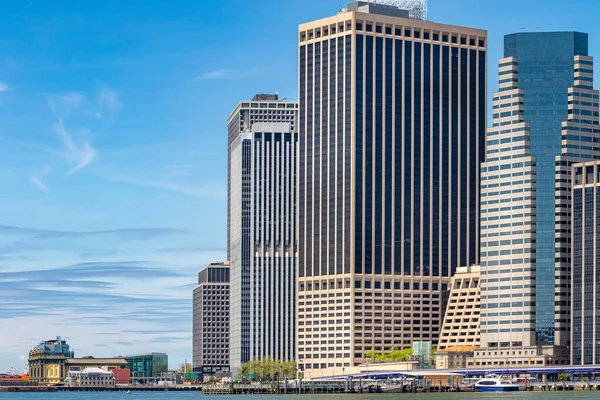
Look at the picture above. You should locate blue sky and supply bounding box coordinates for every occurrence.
[0,0,599,372]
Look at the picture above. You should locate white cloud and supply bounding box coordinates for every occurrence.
[29,173,49,193]
[59,92,84,106]
[96,85,122,118]
[110,175,226,200]
[48,103,97,175]
[0,81,9,92]
[194,68,263,81]
[196,68,229,80]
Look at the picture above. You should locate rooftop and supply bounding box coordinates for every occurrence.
[70,367,114,375]
[342,1,411,19]
[438,346,477,353]
[122,353,167,358]
[251,93,278,101]
[66,358,128,365]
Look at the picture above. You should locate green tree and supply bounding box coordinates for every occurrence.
[237,358,296,381]
[177,362,193,374]
[558,373,571,382]
[365,348,412,363]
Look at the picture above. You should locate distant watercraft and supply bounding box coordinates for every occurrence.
[0,373,30,382]
[474,376,520,392]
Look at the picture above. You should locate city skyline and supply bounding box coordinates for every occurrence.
[2,0,600,373]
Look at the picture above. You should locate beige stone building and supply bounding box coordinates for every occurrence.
[438,265,480,350]
[297,1,486,378]
[435,346,476,369]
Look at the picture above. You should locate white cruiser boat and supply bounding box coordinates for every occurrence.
[474,376,520,392]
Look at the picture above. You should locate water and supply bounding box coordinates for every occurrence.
[1,393,600,400]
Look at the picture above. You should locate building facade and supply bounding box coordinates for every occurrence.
[65,368,115,387]
[227,94,298,261]
[192,261,230,380]
[124,353,168,380]
[297,1,486,377]
[438,265,480,350]
[476,31,600,367]
[28,337,74,384]
[572,161,600,365]
[435,346,476,369]
[228,97,299,372]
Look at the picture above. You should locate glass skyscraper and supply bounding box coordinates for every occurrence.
[297,1,486,378]
[505,32,589,347]
[474,32,600,367]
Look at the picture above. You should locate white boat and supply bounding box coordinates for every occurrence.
[474,376,520,392]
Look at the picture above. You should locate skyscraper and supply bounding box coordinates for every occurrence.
[227,95,298,373]
[297,1,486,377]
[475,32,600,367]
[192,261,230,380]
[572,161,600,365]
[227,94,298,260]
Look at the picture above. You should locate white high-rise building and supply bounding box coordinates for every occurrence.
[227,96,298,373]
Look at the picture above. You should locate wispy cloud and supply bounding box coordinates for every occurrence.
[0,224,190,242]
[52,116,96,175]
[110,175,226,199]
[29,174,49,192]
[59,92,84,106]
[47,100,97,175]
[194,68,262,81]
[29,167,51,192]
[96,85,122,119]
[0,81,9,92]
[196,68,229,80]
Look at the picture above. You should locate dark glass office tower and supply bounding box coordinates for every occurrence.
[297,1,486,377]
[572,161,600,365]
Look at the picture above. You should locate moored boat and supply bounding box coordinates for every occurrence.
[474,376,520,392]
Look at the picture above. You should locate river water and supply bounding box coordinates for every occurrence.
[1,392,600,400]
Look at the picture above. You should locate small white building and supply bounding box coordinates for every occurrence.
[66,367,115,386]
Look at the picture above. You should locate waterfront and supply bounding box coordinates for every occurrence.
[2,393,600,400]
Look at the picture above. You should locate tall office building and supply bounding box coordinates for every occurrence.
[192,262,230,380]
[475,32,600,367]
[572,161,600,365]
[227,96,298,373]
[227,94,298,260]
[297,1,486,377]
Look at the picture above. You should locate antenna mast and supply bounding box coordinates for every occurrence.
[366,0,428,20]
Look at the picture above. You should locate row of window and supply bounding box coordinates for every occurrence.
[300,23,485,48]
[240,102,297,109]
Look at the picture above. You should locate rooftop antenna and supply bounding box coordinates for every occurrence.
[366,0,428,20]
